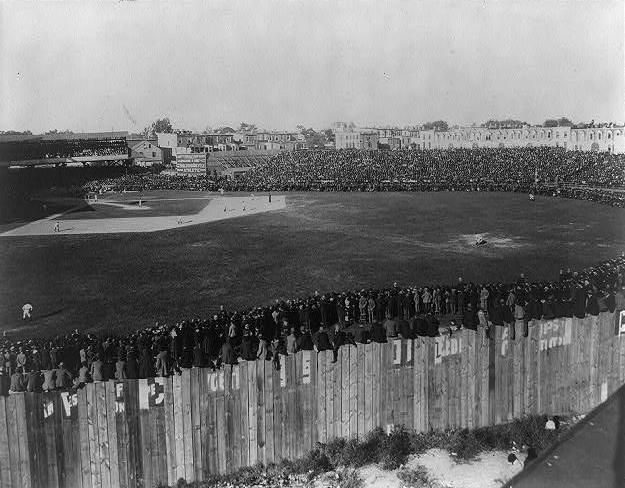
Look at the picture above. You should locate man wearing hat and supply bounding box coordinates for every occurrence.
[55,362,73,390]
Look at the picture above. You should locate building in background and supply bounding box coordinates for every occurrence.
[130,140,163,167]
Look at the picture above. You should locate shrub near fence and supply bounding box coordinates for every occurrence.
[0,311,623,488]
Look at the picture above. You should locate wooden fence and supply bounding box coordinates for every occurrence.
[0,311,623,488]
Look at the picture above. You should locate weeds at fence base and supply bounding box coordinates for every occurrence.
[161,414,568,487]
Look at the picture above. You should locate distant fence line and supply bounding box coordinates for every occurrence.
[0,311,623,488]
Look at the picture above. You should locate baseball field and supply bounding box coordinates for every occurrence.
[0,191,623,339]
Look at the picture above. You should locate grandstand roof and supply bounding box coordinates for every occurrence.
[0,131,128,143]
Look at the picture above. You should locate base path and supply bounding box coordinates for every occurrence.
[1,195,286,236]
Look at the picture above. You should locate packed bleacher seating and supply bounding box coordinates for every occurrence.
[80,148,625,206]
[1,255,623,395]
[0,136,128,162]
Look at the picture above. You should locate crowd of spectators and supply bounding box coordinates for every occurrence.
[81,148,625,207]
[0,139,128,162]
[1,255,624,396]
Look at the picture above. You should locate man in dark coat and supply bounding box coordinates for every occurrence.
[398,318,412,339]
[296,327,314,351]
[463,303,478,331]
[240,329,257,360]
[370,322,387,343]
[353,322,370,344]
[426,313,440,337]
[220,339,238,366]
[415,316,429,336]
[313,326,332,352]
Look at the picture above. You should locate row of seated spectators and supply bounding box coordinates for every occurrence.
[81,148,625,207]
[1,255,624,395]
[0,139,128,161]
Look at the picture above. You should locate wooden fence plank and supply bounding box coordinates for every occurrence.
[303,351,314,453]
[206,374,218,476]
[263,361,274,465]
[105,382,120,488]
[341,348,350,438]
[349,346,358,438]
[154,378,168,486]
[317,351,327,444]
[356,345,365,439]
[231,365,242,472]
[0,397,13,488]
[15,394,32,488]
[138,380,153,488]
[332,349,341,440]
[294,353,304,459]
[163,376,177,485]
[216,387,226,474]
[172,374,185,482]
[256,361,266,465]
[271,355,287,462]
[114,382,129,488]
[281,356,297,459]
[363,344,373,434]
[95,382,111,488]
[181,370,194,481]
[247,362,258,466]
[310,350,319,448]
[190,369,203,481]
[325,352,335,441]
[238,363,249,469]
[86,384,101,488]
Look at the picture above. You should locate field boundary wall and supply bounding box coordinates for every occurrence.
[0,311,623,488]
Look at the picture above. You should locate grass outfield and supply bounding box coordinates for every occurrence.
[0,191,624,339]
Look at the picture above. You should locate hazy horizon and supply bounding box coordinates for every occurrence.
[1,0,623,134]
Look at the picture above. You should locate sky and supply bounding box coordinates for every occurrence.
[1,0,623,133]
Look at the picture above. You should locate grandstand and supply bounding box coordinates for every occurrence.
[208,152,274,179]
[0,131,130,167]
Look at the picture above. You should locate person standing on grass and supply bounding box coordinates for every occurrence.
[22,303,33,321]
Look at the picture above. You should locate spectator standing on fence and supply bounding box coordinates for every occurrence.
[313,325,332,352]
[26,369,41,392]
[286,327,297,354]
[353,321,370,344]
[0,367,8,396]
[115,355,127,380]
[384,313,398,338]
[296,326,314,351]
[54,362,72,390]
[9,370,25,393]
[156,349,169,377]
[371,321,387,343]
[90,355,104,381]
[42,368,55,391]
[77,362,90,385]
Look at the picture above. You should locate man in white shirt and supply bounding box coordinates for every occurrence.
[22,303,33,320]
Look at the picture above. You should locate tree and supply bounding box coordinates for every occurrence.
[0,130,32,135]
[143,118,173,138]
[322,129,335,143]
[239,122,257,133]
[422,120,449,131]
[301,127,328,148]
[44,129,73,135]
[543,117,574,127]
